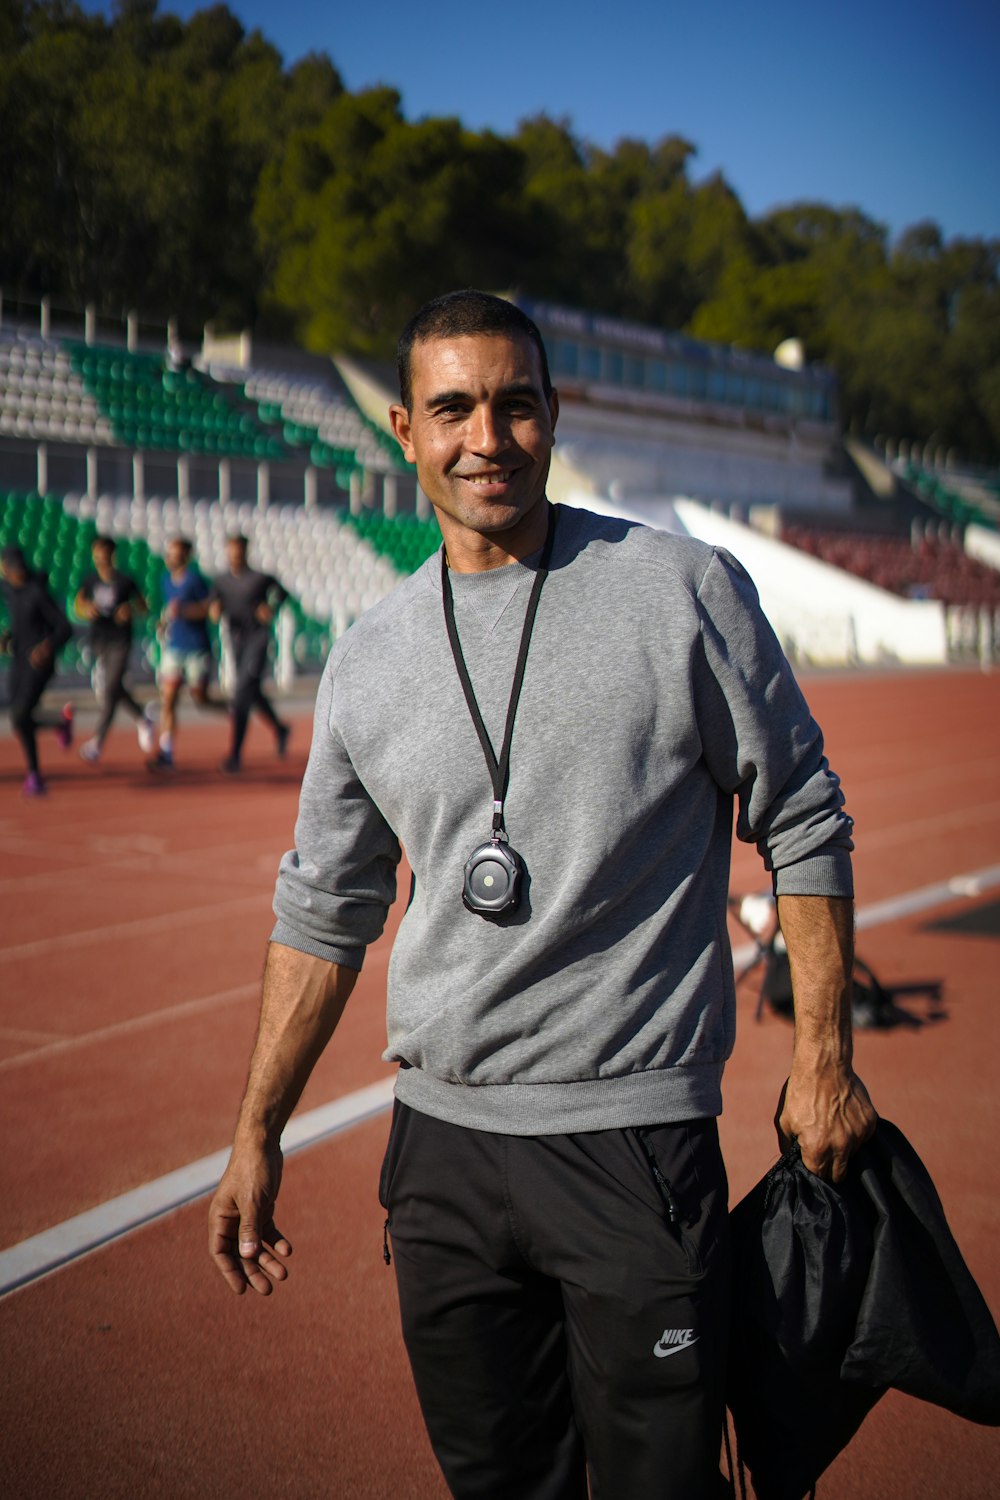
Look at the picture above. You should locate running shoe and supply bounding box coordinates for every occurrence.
[276,723,291,759]
[137,709,157,755]
[22,771,47,797]
[79,738,101,764]
[55,704,74,750]
[147,749,175,773]
[220,756,241,774]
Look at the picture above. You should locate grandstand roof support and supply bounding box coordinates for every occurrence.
[36,442,47,496]
[349,468,362,516]
[177,453,190,502]
[133,451,144,501]
[978,609,994,673]
[85,304,96,345]
[257,461,270,508]
[383,472,398,520]
[86,447,98,500]
[40,297,51,340]
[304,465,318,510]
[126,311,138,354]
[416,485,431,521]
[219,457,231,506]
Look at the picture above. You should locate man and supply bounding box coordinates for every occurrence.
[0,544,74,796]
[209,291,876,1499]
[209,534,291,773]
[148,536,218,771]
[75,535,156,763]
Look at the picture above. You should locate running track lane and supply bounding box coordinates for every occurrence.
[1,670,999,1497]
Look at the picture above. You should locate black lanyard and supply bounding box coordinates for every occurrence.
[441,506,557,840]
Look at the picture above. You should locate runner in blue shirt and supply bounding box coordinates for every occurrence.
[148,537,223,770]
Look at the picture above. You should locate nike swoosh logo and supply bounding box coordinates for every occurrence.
[653,1337,699,1359]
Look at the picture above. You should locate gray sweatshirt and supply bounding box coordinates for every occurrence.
[272,506,853,1134]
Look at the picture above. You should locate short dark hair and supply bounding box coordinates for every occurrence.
[93,534,116,553]
[169,536,193,557]
[396,290,552,412]
[226,533,249,549]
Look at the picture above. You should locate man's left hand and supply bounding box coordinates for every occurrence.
[775,1066,877,1183]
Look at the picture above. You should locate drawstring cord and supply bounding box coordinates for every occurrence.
[722,1415,742,1497]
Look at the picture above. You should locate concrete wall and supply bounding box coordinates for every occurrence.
[966,523,1000,573]
[672,500,948,665]
[554,400,853,514]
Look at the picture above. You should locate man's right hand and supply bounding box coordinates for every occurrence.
[208,1142,292,1296]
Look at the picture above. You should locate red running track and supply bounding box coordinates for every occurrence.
[1,669,998,1498]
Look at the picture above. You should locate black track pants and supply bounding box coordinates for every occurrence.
[230,636,283,760]
[93,638,144,745]
[379,1103,731,1500]
[8,657,56,774]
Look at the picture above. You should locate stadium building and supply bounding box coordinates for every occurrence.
[0,292,997,685]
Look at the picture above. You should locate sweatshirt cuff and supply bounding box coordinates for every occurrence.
[269,919,366,971]
[772,848,854,899]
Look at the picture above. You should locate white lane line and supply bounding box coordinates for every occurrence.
[0,1026,72,1046]
[0,983,260,1074]
[4,859,1000,1300]
[729,862,1000,966]
[0,835,286,896]
[854,864,1000,930]
[0,1076,396,1299]
[0,895,268,964]
[0,858,270,898]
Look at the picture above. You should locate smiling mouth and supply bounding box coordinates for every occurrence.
[461,470,514,485]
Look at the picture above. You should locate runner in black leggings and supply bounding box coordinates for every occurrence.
[75,535,156,763]
[0,545,74,796]
[209,535,290,773]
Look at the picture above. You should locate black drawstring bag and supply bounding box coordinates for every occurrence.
[728,1118,1000,1500]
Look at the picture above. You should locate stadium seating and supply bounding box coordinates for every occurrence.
[0,486,443,683]
[900,461,1000,532]
[780,526,1000,608]
[345,509,442,574]
[0,331,414,495]
[239,367,410,480]
[0,336,113,445]
[66,342,290,460]
[0,489,146,672]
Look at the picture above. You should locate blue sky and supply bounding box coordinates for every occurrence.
[82,0,999,242]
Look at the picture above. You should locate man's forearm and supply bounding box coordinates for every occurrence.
[776,893,854,1068]
[774,893,876,1179]
[234,941,358,1148]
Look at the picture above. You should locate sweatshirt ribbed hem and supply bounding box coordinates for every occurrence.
[392,1063,723,1136]
[269,920,365,971]
[772,847,854,897]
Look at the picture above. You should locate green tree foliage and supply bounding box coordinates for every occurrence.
[1,1,997,461]
[255,89,543,353]
[0,0,340,328]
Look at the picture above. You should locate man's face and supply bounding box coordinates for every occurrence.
[1,558,25,587]
[166,541,189,573]
[389,334,558,549]
[226,539,247,572]
[92,543,114,572]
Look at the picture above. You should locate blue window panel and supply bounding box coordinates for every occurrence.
[582,345,602,381]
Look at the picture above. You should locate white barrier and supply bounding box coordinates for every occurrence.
[672,500,948,665]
